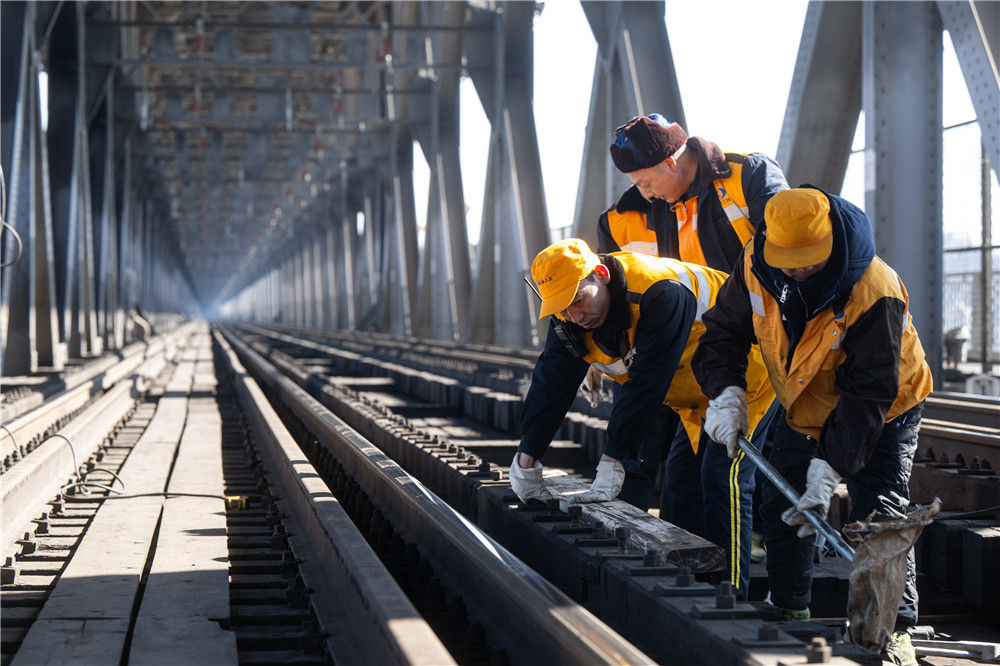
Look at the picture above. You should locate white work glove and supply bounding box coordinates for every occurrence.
[704,386,748,458]
[581,366,604,408]
[781,458,842,538]
[571,460,625,503]
[509,454,553,503]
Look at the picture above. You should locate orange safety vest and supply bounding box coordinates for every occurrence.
[579,252,774,452]
[742,247,933,437]
[605,153,757,264]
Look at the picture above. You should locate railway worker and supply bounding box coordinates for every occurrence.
[509,238,775,597]
[593,113,789,558]
[599,112,788,266]
[691,187,932,663]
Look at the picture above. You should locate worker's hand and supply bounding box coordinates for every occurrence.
[703,386,748,458]
[581,366,604,408]
[508,453,553,503]
[781,458,842,538]
[571,459,625,503]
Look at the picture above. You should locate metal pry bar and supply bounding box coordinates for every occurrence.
[737,434,855,561]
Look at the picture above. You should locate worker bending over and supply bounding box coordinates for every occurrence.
[692,188,931,665]
[510,238,774,596]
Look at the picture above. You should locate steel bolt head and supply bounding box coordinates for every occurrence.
[805,637,832,663]
[758,625,779,641]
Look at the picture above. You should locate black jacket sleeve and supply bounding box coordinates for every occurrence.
[817,296,906,477]
[741,153,789,227]
[602,281,696,460]
[518,323,590,459]
[691,249,758,399]
[597,211,620,254]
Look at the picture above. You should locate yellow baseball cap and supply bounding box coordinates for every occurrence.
[530,239,600,319]
[763,189,834,269]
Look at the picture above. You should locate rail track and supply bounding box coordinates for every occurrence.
[2,322,997,665]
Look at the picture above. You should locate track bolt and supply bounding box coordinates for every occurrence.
[545,498,560,514]
[32,514,49,535]
[567,505,583,527]
[805,637,831,663]
[16,532,36,556]
[49,499,63,515]
[1,557,16,584]
[715,581,735,609]
[643,547,658,567]
[758,625,779,641]
[615,525,631,552]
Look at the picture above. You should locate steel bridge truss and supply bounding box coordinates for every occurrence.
[2,1,998,386]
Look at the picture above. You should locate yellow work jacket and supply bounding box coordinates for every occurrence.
[580,252,774,452]
[742,248,933,438]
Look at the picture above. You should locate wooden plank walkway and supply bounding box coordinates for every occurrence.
[129,337,237,665]
[13,330,237,665]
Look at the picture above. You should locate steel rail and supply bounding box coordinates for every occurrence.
[0,369,153,559]
[924,392,1000,429]
[1,323,195,426]
[255,323,538,373]
[220,326,655,666]
[1,324,194,464]
[213,330,455,666]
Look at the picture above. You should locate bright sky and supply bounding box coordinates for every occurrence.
[413,0,997,256]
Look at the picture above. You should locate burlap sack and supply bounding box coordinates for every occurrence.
[844,498,941,651]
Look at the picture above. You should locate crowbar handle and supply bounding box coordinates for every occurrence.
[737,434,856,561]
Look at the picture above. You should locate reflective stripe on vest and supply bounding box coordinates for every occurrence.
[580,253,775,453]
[620,240,659,255]
[715,156,756,247]
[667,261,713,321]
[607,154,754,264]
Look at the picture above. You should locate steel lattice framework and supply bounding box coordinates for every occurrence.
[2,1,998,385]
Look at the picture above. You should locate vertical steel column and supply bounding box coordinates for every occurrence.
[981,143,994,371]
[337,171,356,329]
[466,1,550,347]
[311,235,325,330]
[936,0,1000,182]
[379,3,419,337]
[382,130,418,335]
[360,194,378,327]
[413,1,469,341]
[304,241,316,328]
[94,88,122,351]
[1,3,67,374]
[777,1,863,192]
[571,1,684,245]
[294,249,305,327]
[118,139,135,344]
[325,225,340,328]
[863,2,944,384]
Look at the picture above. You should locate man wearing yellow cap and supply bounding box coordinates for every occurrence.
[510,238,775,597]
[692,187,932,664]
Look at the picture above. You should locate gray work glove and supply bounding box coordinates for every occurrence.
[781,458,842,538]
[571,460,625,503]
[581,366,604,408]
[703,385,749,458]
[509,454,553,503]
